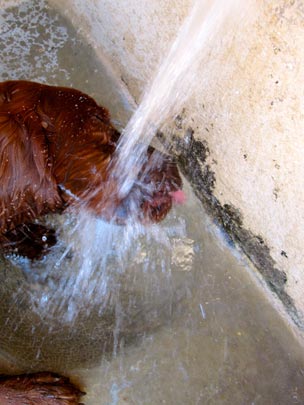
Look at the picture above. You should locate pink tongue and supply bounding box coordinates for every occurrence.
[170,190,186,205]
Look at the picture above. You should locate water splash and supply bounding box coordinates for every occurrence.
[6,202,191,325]
[1,0,248,332]
[22,0,247,324]
[114,0,247,197]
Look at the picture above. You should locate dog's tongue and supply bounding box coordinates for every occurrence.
[170,190,186,205]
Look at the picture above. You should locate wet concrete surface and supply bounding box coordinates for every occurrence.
[0,1,304,404]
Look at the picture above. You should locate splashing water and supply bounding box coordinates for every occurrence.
[6,195,193,325]
[2,0,249,329]
[58,0,249,319]
[34,0,244,318]
[114,0,246,197]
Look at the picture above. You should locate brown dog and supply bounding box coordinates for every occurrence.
[0,80,183,259]
[0,81,183,403]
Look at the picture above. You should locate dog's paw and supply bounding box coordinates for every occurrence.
[0,372,85,404]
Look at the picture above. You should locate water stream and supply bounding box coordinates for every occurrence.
[114,0,247,197]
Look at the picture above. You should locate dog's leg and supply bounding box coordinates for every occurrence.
[0,372,85,404]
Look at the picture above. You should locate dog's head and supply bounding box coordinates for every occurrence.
[45,96,184,225]
[107,147,184,224]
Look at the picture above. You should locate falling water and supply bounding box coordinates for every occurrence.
[0,0,250,326]
[57,0,250,320]
[0,0,250,365]
[114,0,246,197]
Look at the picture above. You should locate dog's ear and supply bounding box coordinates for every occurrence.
[0,112,62,233]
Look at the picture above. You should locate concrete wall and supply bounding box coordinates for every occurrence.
[50,0,304,328]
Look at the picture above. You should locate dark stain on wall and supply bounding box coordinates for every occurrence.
[158,128,302,329]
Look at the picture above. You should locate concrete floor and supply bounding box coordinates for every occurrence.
[0,1,304,404]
